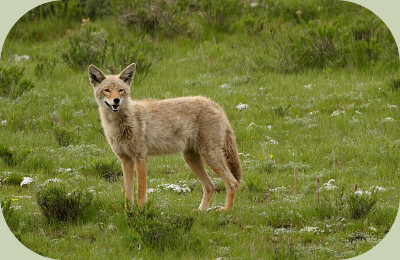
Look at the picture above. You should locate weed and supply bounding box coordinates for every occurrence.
[0,64,34,99]
[127,204,195,251]
[34,55,58,78]
[273,104,291,118]
[317,189,345,219]
[36,182,94,222]
[387,78,400,92]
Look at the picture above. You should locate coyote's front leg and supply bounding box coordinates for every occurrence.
[120,156,135,210]
[134,157,147,207]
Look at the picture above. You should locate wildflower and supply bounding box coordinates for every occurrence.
[11,198,18,202]
[236,103,249,111]
[269,154,274,159]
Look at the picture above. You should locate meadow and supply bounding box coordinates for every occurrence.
[1,0,400,259]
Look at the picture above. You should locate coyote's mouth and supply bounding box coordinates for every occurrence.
[104,101,119,112]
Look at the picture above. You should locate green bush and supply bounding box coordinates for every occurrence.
[106,38,153,84]
[83,159,122,182]
[61,25,108,70]
[1,172,23,186]
[0,64,34,99]
[36,182,94,222]
[127,204,195,251]
[0,144,16,166]
[53,125,80,147]
[118,0,189,37]
[347,189,378,219]
[199,0,243,32]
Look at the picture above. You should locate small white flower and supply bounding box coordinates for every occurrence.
[303,84,313,90]
[383,117,394,122]
[247,122,257,129]
[44,178,62,185]
[250,2,259,7]
[354,190,371,195]
[219,83,230,89]
[13,54,30,62]
[265,136,279,145]
[330,110,346,117]
[20,177,33,187]
[0,120,8,126]
[236,103,249,111]
[300,226,319,233]
[369,226,377,232]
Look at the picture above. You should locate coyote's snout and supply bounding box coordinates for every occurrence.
[88,63,242,211]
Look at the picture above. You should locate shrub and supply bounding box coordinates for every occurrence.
[83,159,122,182]
[36,182,93,222]
[127,204,195,251]
[106,38,153,84]
[61,25,108,70]
[0,144,16,166]
[199,0,243,32]
[347,189,378,219]
[387,78,400,92]
[1,172,23,186]
[0,64,34,99]
[118,0,188,37]
[53,125,80,147]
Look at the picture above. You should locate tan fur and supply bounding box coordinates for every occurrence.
[88,63,242,211]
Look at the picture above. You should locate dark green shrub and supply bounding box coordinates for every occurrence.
[127,204,195,251]
[1,172,23,186]
[36,182,93,222]
[387,78,400,92]
[0,64,34,99]
[53,125,80,147]
[0,144,16,166]
[61,25,108,70]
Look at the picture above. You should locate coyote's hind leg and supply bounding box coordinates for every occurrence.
[183,150,215,211]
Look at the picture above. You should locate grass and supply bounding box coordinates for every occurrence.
[1,0,400,259]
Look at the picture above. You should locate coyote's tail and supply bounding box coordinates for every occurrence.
[224,127,242,186]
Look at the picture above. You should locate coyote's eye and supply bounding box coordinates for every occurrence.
[104,89,110,93]
[119,89,124,93]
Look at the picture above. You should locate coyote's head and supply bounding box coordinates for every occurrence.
[88,63,136,112]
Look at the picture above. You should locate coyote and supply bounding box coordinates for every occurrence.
[88,63,242,211]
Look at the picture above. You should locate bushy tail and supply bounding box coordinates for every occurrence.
[224,127,242,186]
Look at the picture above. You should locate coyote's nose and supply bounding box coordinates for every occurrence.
[113,98,120,104]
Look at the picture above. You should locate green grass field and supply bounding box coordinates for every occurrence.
[1,0,400,259]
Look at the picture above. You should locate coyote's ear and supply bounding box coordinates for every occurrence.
[119,63,136,86]
[88,65,106,87]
